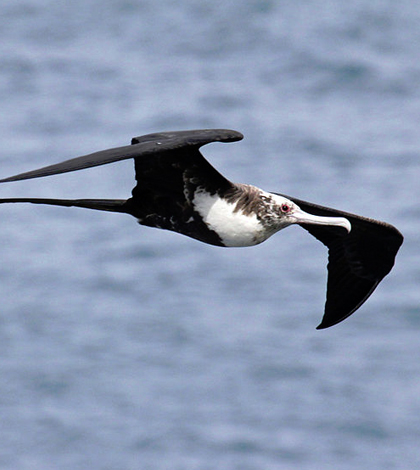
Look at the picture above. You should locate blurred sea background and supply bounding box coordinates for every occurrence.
[0,1,419,469]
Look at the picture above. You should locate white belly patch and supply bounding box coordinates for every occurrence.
[193,190,265,247]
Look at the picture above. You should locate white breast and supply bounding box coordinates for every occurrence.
[193,190,266,247]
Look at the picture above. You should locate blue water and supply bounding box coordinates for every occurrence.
[1,1,419,469]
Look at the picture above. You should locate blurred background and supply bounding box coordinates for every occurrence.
[0,1,419,469]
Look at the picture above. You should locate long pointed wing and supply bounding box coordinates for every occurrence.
[0,129,243,183]
[278,194,403,329]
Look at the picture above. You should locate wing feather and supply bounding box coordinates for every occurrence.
[277,193,403,328]
[0,129,243,183]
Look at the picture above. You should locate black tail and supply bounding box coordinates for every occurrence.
[0,198,129,213]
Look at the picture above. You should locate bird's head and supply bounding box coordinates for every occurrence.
[269,194,351,233]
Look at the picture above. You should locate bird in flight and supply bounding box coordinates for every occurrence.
[0,129,403,329]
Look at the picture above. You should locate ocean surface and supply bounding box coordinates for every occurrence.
[0,1,419,469]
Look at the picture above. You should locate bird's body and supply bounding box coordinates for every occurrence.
[185,184,350,247]
[192,185,285,247]
[0,129,403,328]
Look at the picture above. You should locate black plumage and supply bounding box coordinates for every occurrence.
[0,129,403,328]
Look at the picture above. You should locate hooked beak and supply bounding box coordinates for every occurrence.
[292,207,351,233]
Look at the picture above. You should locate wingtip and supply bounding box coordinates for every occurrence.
[316,319,341,330]
[0,174,32,184]
[316,311,356,330]
[316,312,353,329]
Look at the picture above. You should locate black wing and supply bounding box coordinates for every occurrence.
[0,129,243,246]
[278,194,403,329]
[124,134,242,246]
[0,129,243,183]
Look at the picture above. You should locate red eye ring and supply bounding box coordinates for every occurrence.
[281,204,291,213]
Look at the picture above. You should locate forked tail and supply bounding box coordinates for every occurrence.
[0,198,129,213]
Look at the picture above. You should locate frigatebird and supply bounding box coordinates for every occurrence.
[0,129,403,329]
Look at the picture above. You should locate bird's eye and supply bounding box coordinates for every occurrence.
[280,204,291,213]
